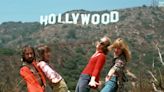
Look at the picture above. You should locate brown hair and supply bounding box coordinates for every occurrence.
[36,45,51,61]
[100,36,112,55]
[108,38,131,62]
[22,45,35,62]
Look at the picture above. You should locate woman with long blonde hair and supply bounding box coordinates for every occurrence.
[101,38,131,92]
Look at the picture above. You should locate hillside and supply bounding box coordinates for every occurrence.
[0,6,164,92]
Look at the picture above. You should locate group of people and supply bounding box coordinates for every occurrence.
[20,36,132,92]
[20,45,68,92]
[75,37,131,92]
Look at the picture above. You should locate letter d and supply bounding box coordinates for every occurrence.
[110,11,119,23]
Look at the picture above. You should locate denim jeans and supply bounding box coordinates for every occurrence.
[101,76,118,92]
[75,74,91,92]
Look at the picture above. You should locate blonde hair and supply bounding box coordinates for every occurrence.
[109,38,131,62]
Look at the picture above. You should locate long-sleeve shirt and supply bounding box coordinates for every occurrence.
[37,61,62,84]
[111,54,128,82]
[20,61,46,92]
[82,50,106,82]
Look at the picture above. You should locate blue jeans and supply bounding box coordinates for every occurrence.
[101,76,118,92]
[75,74,91,92]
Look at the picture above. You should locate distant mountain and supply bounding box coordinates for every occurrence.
[0,6,164,92]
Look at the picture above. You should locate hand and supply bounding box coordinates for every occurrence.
[98,81,102,86]
[88,80,99,87]
[105,75,111,82]
[131,77,138,82]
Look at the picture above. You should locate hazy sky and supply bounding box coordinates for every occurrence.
[0,0,152,23]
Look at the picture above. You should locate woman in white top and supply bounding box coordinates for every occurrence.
[36,45,68,92]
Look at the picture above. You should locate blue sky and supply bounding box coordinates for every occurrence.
[0,0,151,23]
